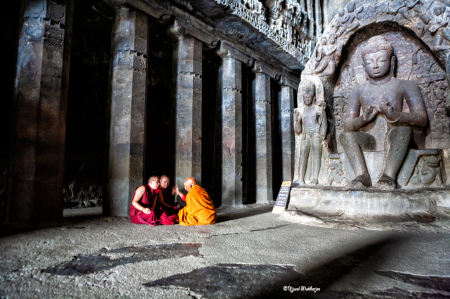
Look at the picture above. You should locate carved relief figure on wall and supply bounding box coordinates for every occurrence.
[312,34,340,77]
[335,1,360,37]
[294,80,327,185]
[340,35,428,190]
[429,5,450,51]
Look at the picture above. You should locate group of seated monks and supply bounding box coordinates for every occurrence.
[129,175,216,226]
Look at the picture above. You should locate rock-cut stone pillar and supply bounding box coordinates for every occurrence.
[108,7,148,217]
[252,63,273,203]
[279,75,297,182]
[170,22,203,190]
[218,45,243,206]
[8,0,73,224]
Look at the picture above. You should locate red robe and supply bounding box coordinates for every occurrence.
[129,185,178,225]
[160,187,178,206]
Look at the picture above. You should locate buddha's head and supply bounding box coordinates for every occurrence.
[361,36,395,80]
[302,80,316,106]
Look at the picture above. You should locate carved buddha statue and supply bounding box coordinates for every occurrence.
[340,35,428,190]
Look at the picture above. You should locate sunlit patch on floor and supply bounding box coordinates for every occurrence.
[43,243,202,276]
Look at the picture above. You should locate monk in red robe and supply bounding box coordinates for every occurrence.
[174,177,216,226]
[159,175,178,207]
[129,176,179,225]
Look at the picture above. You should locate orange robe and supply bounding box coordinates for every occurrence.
[178,185,216,226]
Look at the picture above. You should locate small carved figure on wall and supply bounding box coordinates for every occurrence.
[388,0,413,21]
[428,5,450,51]
[294,80,327,185]
[340,35,428,190]
[335,1,360,37]
[311,34,340,77]
[411,155,443,187]
[327,159,348,186]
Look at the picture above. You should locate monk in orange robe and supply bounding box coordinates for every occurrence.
[174,177,216,226]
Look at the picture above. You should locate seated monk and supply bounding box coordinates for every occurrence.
[159,175,178,207]
[174,177,216,226]
[129,176,179,226]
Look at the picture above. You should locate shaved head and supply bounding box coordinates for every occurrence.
[184,177,197,191]
[148,176,159,182]
[148,176,160,190]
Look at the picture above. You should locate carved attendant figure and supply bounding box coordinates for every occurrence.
[294,80,327,185]
[312,34,340,77]
[340,36,428,190]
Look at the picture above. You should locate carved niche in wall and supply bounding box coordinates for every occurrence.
[334,24,450,152]
[295,0,450,189]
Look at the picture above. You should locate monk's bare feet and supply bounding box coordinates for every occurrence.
[310,178,318,185]
[345,174,372,189]
[374,175,397,190]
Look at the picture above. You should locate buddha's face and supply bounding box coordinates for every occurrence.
[363,50,392,79]
[303,87,315,106]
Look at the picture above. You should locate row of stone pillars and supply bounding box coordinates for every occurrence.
[108,7,298,214]
[8,2,298,224]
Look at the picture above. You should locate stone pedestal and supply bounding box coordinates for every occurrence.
[252,72,273,203]
[173,32,203,189]
[107,7,148,217]
[219,47,243,206]
[8,0,73,224]
[279,76,296,182]
[284,186,450,224]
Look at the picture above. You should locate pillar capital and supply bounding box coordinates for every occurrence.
[111,7,148,58]
[252,61,280,80]
[167,19,186,39]
[279,74,299,89]
[217,43,254,66]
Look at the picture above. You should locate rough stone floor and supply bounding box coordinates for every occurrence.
[1,205,449,298]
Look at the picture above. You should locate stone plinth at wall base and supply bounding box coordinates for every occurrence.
[281,186,450,231]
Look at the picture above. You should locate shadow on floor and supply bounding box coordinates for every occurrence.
[143,236,446,299]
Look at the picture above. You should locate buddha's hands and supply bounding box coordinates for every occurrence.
[380,102,401,122]
[362,105,378,123]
